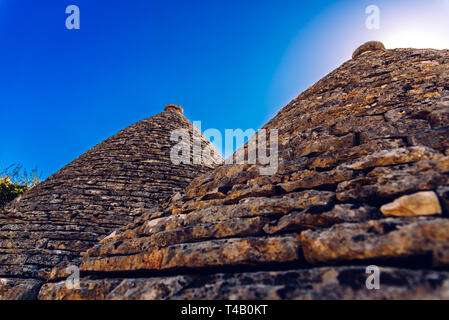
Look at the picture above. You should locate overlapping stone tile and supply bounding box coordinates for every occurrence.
[39,266,449,300]
[300,217,449,265]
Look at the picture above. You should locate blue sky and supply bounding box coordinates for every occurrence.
[1,0,448,179]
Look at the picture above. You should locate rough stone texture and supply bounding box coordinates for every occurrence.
[381,191,442,216]
[0,107,222,293]
[4,43,449,300]
[437,187,449,215]
[339,146,443,170]
[336,156,449,202]
[352,41,386,59]
[264,204,381,234]
[300,218,449,265]
[38,266,449,300]
[81,235,302,273]
[164,103,184,114]
[0,278,43,300]
[45,45,448,300]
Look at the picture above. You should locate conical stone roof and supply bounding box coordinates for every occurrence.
[0,105,222,298]
[3,43,449,300]
[37,44,449,300]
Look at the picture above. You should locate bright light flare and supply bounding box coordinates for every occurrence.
[383,26,449,50]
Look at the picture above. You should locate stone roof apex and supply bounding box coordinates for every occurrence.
[164,104,184,115]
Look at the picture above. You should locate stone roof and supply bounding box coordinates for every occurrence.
[0,106,222,296]
[4,43,449,300]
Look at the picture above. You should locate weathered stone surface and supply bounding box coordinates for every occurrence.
[293,133,355,158]
[81,235,302,273]
[431,244,449,266]
[306,139,405,169]
[0,107,222,282]
[38,279,123,300]
[358,119,431,143]
[300,218,449,265]
[336,157,449,202]
[7,45,449,300]
[437,187,449,215]
[381,191,442,216]
[90,190,335,253]
[427,101,449,128]
[0,279,43,300]
[264,204,381,234]
[86,217,268,258]
[279,169,354,192]
[164,103,184,114]
[38,267,449,300]
[171,190,335,217]
[408,127,449,151]
[340,146,443,171]
[352,41,386,59]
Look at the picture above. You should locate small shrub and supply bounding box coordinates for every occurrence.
[0,180,29,207]
[0,165,42,208]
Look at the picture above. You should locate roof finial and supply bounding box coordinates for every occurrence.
[164,104,184,115]
[352,41,386,59]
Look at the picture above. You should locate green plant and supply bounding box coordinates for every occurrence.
[1,164,42,188]
[0,164,42,208]
[0,179,29,207]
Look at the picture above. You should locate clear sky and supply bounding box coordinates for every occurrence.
[1,0,448,178]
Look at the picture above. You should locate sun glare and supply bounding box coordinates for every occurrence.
[380,2,449,50]
[382,27,449,50]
